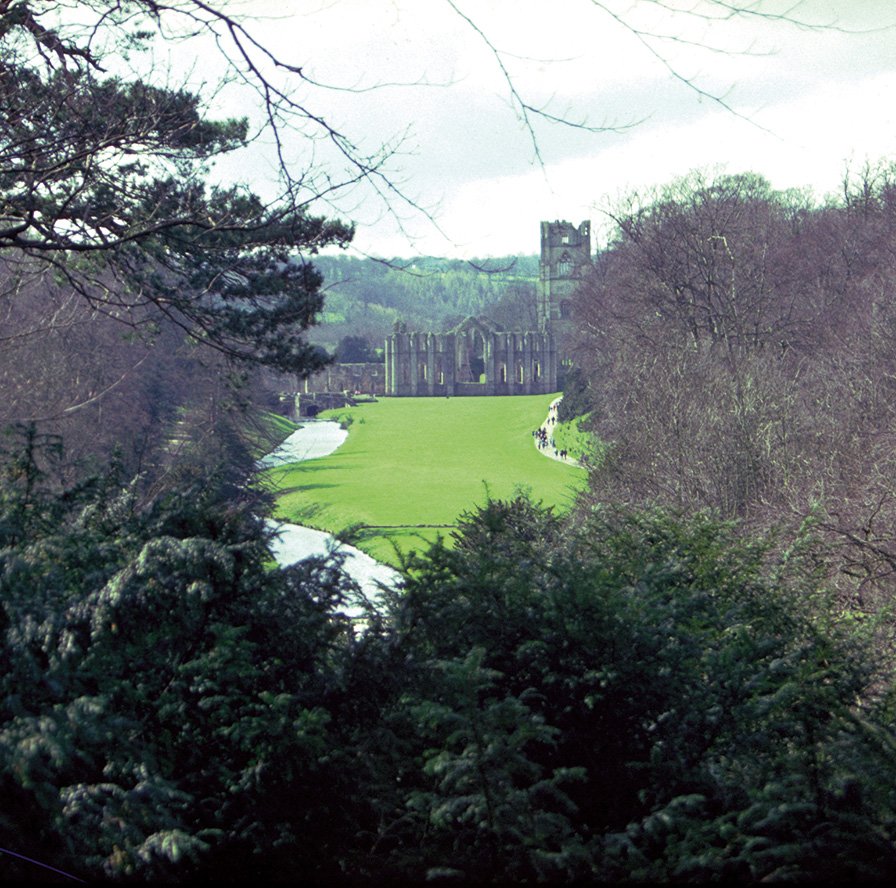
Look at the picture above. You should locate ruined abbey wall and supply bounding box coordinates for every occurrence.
[384,318,557,397]
[383,219,590,397]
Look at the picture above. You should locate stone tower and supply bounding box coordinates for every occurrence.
[537,219,591,361]
[378,220,589,397]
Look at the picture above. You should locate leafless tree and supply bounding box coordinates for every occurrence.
[572,164,896,617]
[2,1,887,483]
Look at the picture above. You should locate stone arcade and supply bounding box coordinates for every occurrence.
[384,219,591,397]
[385,316,558,396]
[294,220,591,413]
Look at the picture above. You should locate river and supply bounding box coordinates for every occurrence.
[261,421,402,617]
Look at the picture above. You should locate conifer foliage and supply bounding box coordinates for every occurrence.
[2,446,896,880]
[0,1,352,372]
[382,499,896,882]
[0,432,362,880]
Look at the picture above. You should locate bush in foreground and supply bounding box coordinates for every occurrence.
[381,499,896,882]
[2,470,896,881]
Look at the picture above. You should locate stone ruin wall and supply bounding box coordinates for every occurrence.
[296,220,591,401]
[301,361,386,398]
[384,321,558,397]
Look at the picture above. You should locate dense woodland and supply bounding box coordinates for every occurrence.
[569,167,896,617]
[4,2,896,884]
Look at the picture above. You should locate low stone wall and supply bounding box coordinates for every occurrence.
[297,392,358,417]
[302,362,385,397]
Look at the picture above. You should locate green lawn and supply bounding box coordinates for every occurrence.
[553,412,602,464]
[266,395,586,564]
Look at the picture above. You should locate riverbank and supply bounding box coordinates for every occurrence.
[261,420,402,611]
[265,395,585,565]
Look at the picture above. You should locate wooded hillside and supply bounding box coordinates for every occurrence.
[310,254,539,353]
[568,166,896,617]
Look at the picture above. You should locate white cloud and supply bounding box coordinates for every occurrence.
[217,1,896,257]
[361,65,896,259]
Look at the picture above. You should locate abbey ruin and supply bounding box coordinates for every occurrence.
[296,220,591,412]
[384,220,591,396]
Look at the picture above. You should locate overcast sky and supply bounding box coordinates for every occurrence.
[212,0,896,259]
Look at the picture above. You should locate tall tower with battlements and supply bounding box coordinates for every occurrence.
[376,220,590,397]
[537,219,591,363]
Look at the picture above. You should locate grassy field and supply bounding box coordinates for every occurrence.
[553,412,602,464]
[266,395,586,564]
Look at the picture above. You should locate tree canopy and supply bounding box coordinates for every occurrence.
[4,3,896,883]
[571,165,896,613]
[1,0,353,372]
[3,474,896,881]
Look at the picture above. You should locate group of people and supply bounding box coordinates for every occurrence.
[532,404,567,459]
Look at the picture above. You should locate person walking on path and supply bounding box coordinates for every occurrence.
[533,396,580,466]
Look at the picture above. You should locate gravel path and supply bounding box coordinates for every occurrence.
[533,396,580,466]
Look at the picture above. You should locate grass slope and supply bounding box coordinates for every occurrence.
[553,413,601,464]
[267,395,585,564]
[246,411,300,458]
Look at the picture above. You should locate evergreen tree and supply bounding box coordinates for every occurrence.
[371,498,896,882]
[0,433,367,880]
[1,1,352,373]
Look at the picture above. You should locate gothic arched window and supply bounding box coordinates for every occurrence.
[556,251,573,276]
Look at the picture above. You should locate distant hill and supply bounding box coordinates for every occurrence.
[311,254,540,353]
